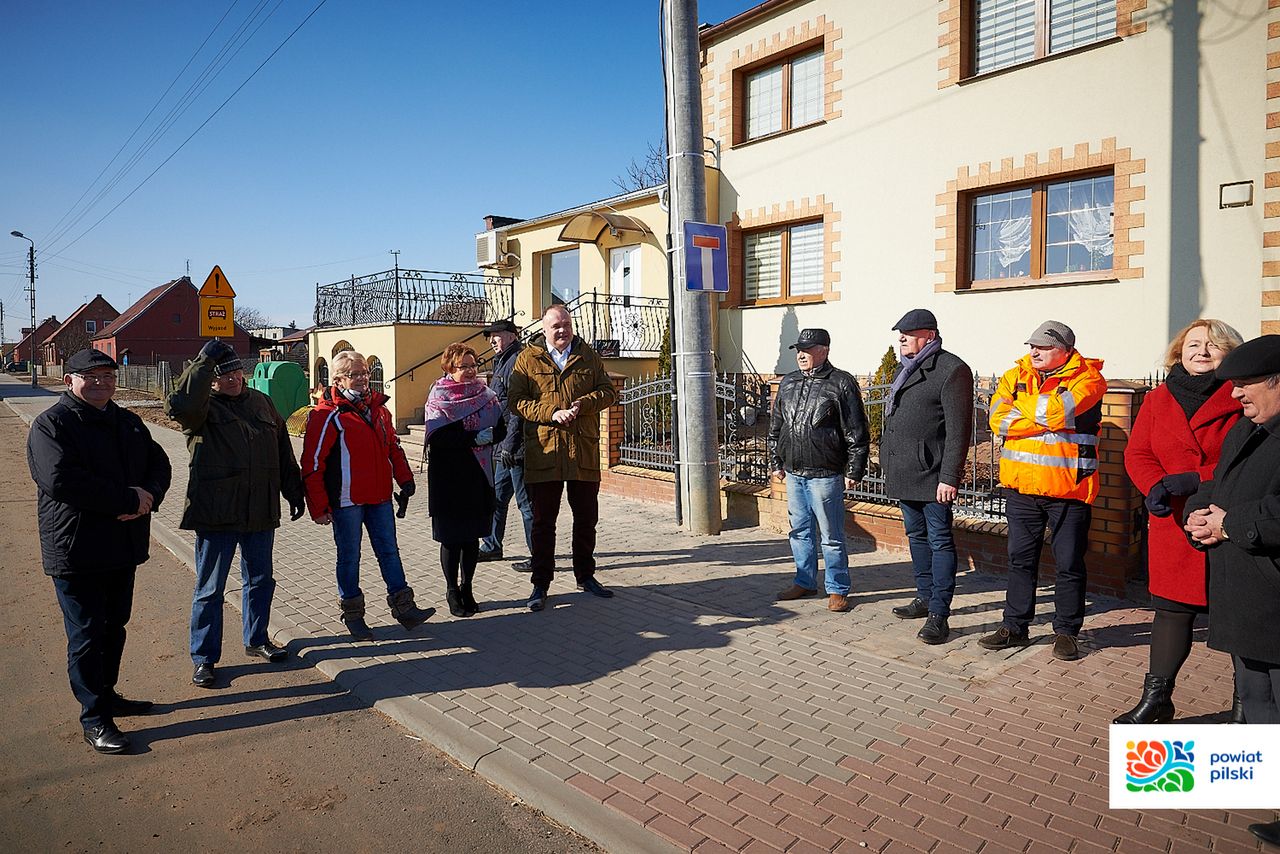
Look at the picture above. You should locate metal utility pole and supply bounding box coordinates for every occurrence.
[10,231,36,388]
[663,0,721,535]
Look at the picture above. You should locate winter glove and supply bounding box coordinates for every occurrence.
[199,339,236,363]
[1162,471,1200,497]
[497,449,516,470]
[1144,481,1173,518]
[398,480,416,499]
[474,427,495,446]
[289,500,306,521]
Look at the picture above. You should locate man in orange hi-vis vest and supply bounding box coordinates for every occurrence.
[978,320,1106,662]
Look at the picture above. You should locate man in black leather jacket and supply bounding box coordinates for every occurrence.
[768,328,869,612]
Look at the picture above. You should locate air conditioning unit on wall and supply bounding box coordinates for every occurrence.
[475,230,509,268]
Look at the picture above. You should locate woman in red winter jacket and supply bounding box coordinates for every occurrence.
[1116,319,1243,724]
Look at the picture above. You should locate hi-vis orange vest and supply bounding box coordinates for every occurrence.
[989,351,1107,504]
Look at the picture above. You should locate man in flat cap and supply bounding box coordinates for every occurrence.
[769,328,869,612]
[27,348,171,753]
[882,309,973,644]
[979,321,1106,660]
[166,340,305,688]
[478,319,535,570]
[1183,334,1280,847]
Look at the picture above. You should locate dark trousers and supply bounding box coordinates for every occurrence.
[1234,656,1280,724]
[51,568,137,729]
[527,479,599,589]
[899,499,958,618]
[1002,491,1090,636]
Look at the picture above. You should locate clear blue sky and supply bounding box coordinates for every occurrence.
[0,0,747,333]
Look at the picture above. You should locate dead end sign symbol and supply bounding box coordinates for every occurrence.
[684,222,729,293]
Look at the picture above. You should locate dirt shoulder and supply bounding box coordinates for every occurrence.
[0,405,597,854]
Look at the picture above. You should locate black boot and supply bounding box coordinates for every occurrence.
[339,595,373,640]
[445,587,466,618]
[460,563,479,616]
[1114,673,1175,724]
[387,587,434,629]
[1230,690,1246,724]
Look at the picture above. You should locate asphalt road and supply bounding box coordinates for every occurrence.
[0,401,599,854]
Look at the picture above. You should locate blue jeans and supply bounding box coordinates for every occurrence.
[191,530,276,665]
[900,500,958,618]
[785,473,851,595]
[331,501,408,601]
[482,458,533,554]
[53,568,136,728]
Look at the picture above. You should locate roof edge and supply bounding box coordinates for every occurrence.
[492,184,664,235]
[699,0,810,45]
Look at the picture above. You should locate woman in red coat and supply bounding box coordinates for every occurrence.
[1116,319,1243,723]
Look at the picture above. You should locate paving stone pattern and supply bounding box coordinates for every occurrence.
[3,380,1271,853]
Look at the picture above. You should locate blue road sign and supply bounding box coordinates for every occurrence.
[684,222,729,293]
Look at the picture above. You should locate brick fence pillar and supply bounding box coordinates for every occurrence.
[600,372,627,470]
[1086,380,1149,595]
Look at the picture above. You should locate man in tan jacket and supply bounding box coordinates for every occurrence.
[508,305,619,611]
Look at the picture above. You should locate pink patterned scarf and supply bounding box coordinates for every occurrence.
[424,376,503,485]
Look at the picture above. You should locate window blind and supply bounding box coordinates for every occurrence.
[788,222,824,296]
[744,230,782,300]
[746,65,783,139]
[790,51,823,129]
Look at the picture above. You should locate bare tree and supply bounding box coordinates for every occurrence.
[234,305,271,331]
[613,140,668,192]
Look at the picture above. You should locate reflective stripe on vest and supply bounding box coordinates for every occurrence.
[1001,448,1099,472]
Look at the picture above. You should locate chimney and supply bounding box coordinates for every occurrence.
[484,214,522,230]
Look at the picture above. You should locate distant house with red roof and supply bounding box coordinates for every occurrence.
[90,276,249,366]
[10,316,60,366]
[39,295,119,368]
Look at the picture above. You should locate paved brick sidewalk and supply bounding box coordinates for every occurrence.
[4,376,1274,853]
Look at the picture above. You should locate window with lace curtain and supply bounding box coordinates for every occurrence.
[973,0,1116,76]
[738,47,824,144]
[967,172,1114,287]
[743,220,824,304]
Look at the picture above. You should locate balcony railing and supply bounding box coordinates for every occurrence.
[314,268,514,327]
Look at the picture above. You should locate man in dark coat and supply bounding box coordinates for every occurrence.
[768,328,870,613]
[27,348,171,754]
[1184,334,1280,848]
[478,319,535,569]
[166,340,305,688]
[881,309,974,644]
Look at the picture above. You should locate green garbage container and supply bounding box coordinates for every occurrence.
[248,361,309,419]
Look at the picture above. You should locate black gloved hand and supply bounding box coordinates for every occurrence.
[398,480,416,499]
[1144,481,1173,518]
[1162,471,1200,497]
[289,500,306,521]
[498,449,515,469]
[199,339,236,363]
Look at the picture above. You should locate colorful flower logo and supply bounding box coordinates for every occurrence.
[1125,740,1195,792]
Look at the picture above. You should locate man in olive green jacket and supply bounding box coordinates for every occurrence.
[508,305,618,612]
[166,341,305,688]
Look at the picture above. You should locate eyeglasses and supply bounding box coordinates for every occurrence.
[342,371,370,379]
[73,372,117,385]
[453,363,478,372]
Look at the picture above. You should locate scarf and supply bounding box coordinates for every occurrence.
[425,375,503,486]
[886,335,943,416]
[1163,363,1223,421]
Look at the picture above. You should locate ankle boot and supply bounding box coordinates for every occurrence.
[1114,673,1175,724]
[339,595,373,640]
[1230,690,1246,724]
[460,564,479,616]
[387,587,435,629]
[445,587,466,618]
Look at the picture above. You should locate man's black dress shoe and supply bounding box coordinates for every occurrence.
[108,692,154,716]
[192,662,216,688]
[892,598,930,619]
[478,548,503,562]
[245,642,287,662]
[512,560,532,572]
[83,723,130,754]
[1249,820,1280,848]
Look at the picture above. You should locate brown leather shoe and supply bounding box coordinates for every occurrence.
[778,584,818,601]
[827,593,850,612]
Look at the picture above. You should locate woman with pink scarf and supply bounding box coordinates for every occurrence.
[425,343,504,617]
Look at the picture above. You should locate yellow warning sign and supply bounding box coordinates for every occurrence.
[199,265,236,298]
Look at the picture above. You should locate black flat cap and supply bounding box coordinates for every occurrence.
[481,319,519,336]
[790,328,831,350]
[64,348,117,374]
[892,308,938,332]
[1216,334,1280,381]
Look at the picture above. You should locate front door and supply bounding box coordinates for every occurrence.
[609,245,642,355]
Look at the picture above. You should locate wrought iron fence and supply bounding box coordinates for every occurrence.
[565,291,669,357]
[615,371,1006,522]
[314,268,514,327]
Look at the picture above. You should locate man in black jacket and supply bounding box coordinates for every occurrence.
[27,348,171,754]
[478,320,534,570]
[166,340,305,689]
[1184,334,1280,849]
[881,309,973,644]
[769,328,869,613]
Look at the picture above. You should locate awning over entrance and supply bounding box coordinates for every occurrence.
[557,210,650,244]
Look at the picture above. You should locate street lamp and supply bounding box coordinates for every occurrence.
[10,230,37,388]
